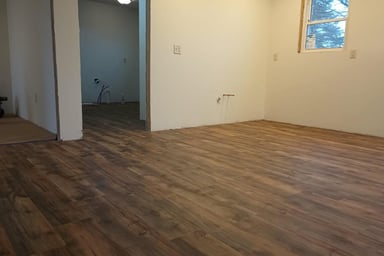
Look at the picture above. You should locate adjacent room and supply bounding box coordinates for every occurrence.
[0,0,383,255]
[78,0,146,131]
[0,0,57,144]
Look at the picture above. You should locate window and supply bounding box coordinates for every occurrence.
[299,0,350,51]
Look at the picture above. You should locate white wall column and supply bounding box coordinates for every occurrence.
[52,0,83,140]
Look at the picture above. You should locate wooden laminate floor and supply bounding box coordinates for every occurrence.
[0,104,383,255]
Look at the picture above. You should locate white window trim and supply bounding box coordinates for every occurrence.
[299,0,349,53]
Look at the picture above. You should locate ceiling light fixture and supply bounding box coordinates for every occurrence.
[117,0,132,4]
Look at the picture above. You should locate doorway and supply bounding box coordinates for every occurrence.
[78,0,149,132]
[0,0,58,144]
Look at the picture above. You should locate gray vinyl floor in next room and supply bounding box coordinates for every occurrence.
[0,117,56,145]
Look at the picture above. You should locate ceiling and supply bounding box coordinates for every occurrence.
[89,0,138,9]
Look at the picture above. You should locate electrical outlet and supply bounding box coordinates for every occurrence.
[349,49,357,59]
[173,44,182,55]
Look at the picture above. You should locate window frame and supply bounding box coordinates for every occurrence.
[298,0,350,53]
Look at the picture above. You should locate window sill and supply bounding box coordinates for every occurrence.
[300,47,345,54]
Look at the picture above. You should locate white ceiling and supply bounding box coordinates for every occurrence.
[88,0,138,9]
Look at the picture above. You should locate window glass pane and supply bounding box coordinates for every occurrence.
[310,0,349,21]
[305,20,346,49]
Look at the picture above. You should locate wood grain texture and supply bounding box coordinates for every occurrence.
[0,103,383,255]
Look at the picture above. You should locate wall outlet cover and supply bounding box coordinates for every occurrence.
[173,45,182,55]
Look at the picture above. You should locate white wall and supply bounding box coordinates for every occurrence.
[48,0,384,139]
[79,0,139,103]
[52,0,83,140]
[139,0,147,120]
[266,0,384,137]
[150,0,270,131]
[7,0,57,133]
[0,0,12,114]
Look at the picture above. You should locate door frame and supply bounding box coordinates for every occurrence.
[50,0,61,140]
[145,0,151,130]
[50,0,152,139]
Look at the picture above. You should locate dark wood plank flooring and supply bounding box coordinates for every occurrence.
[0,103,383,255]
